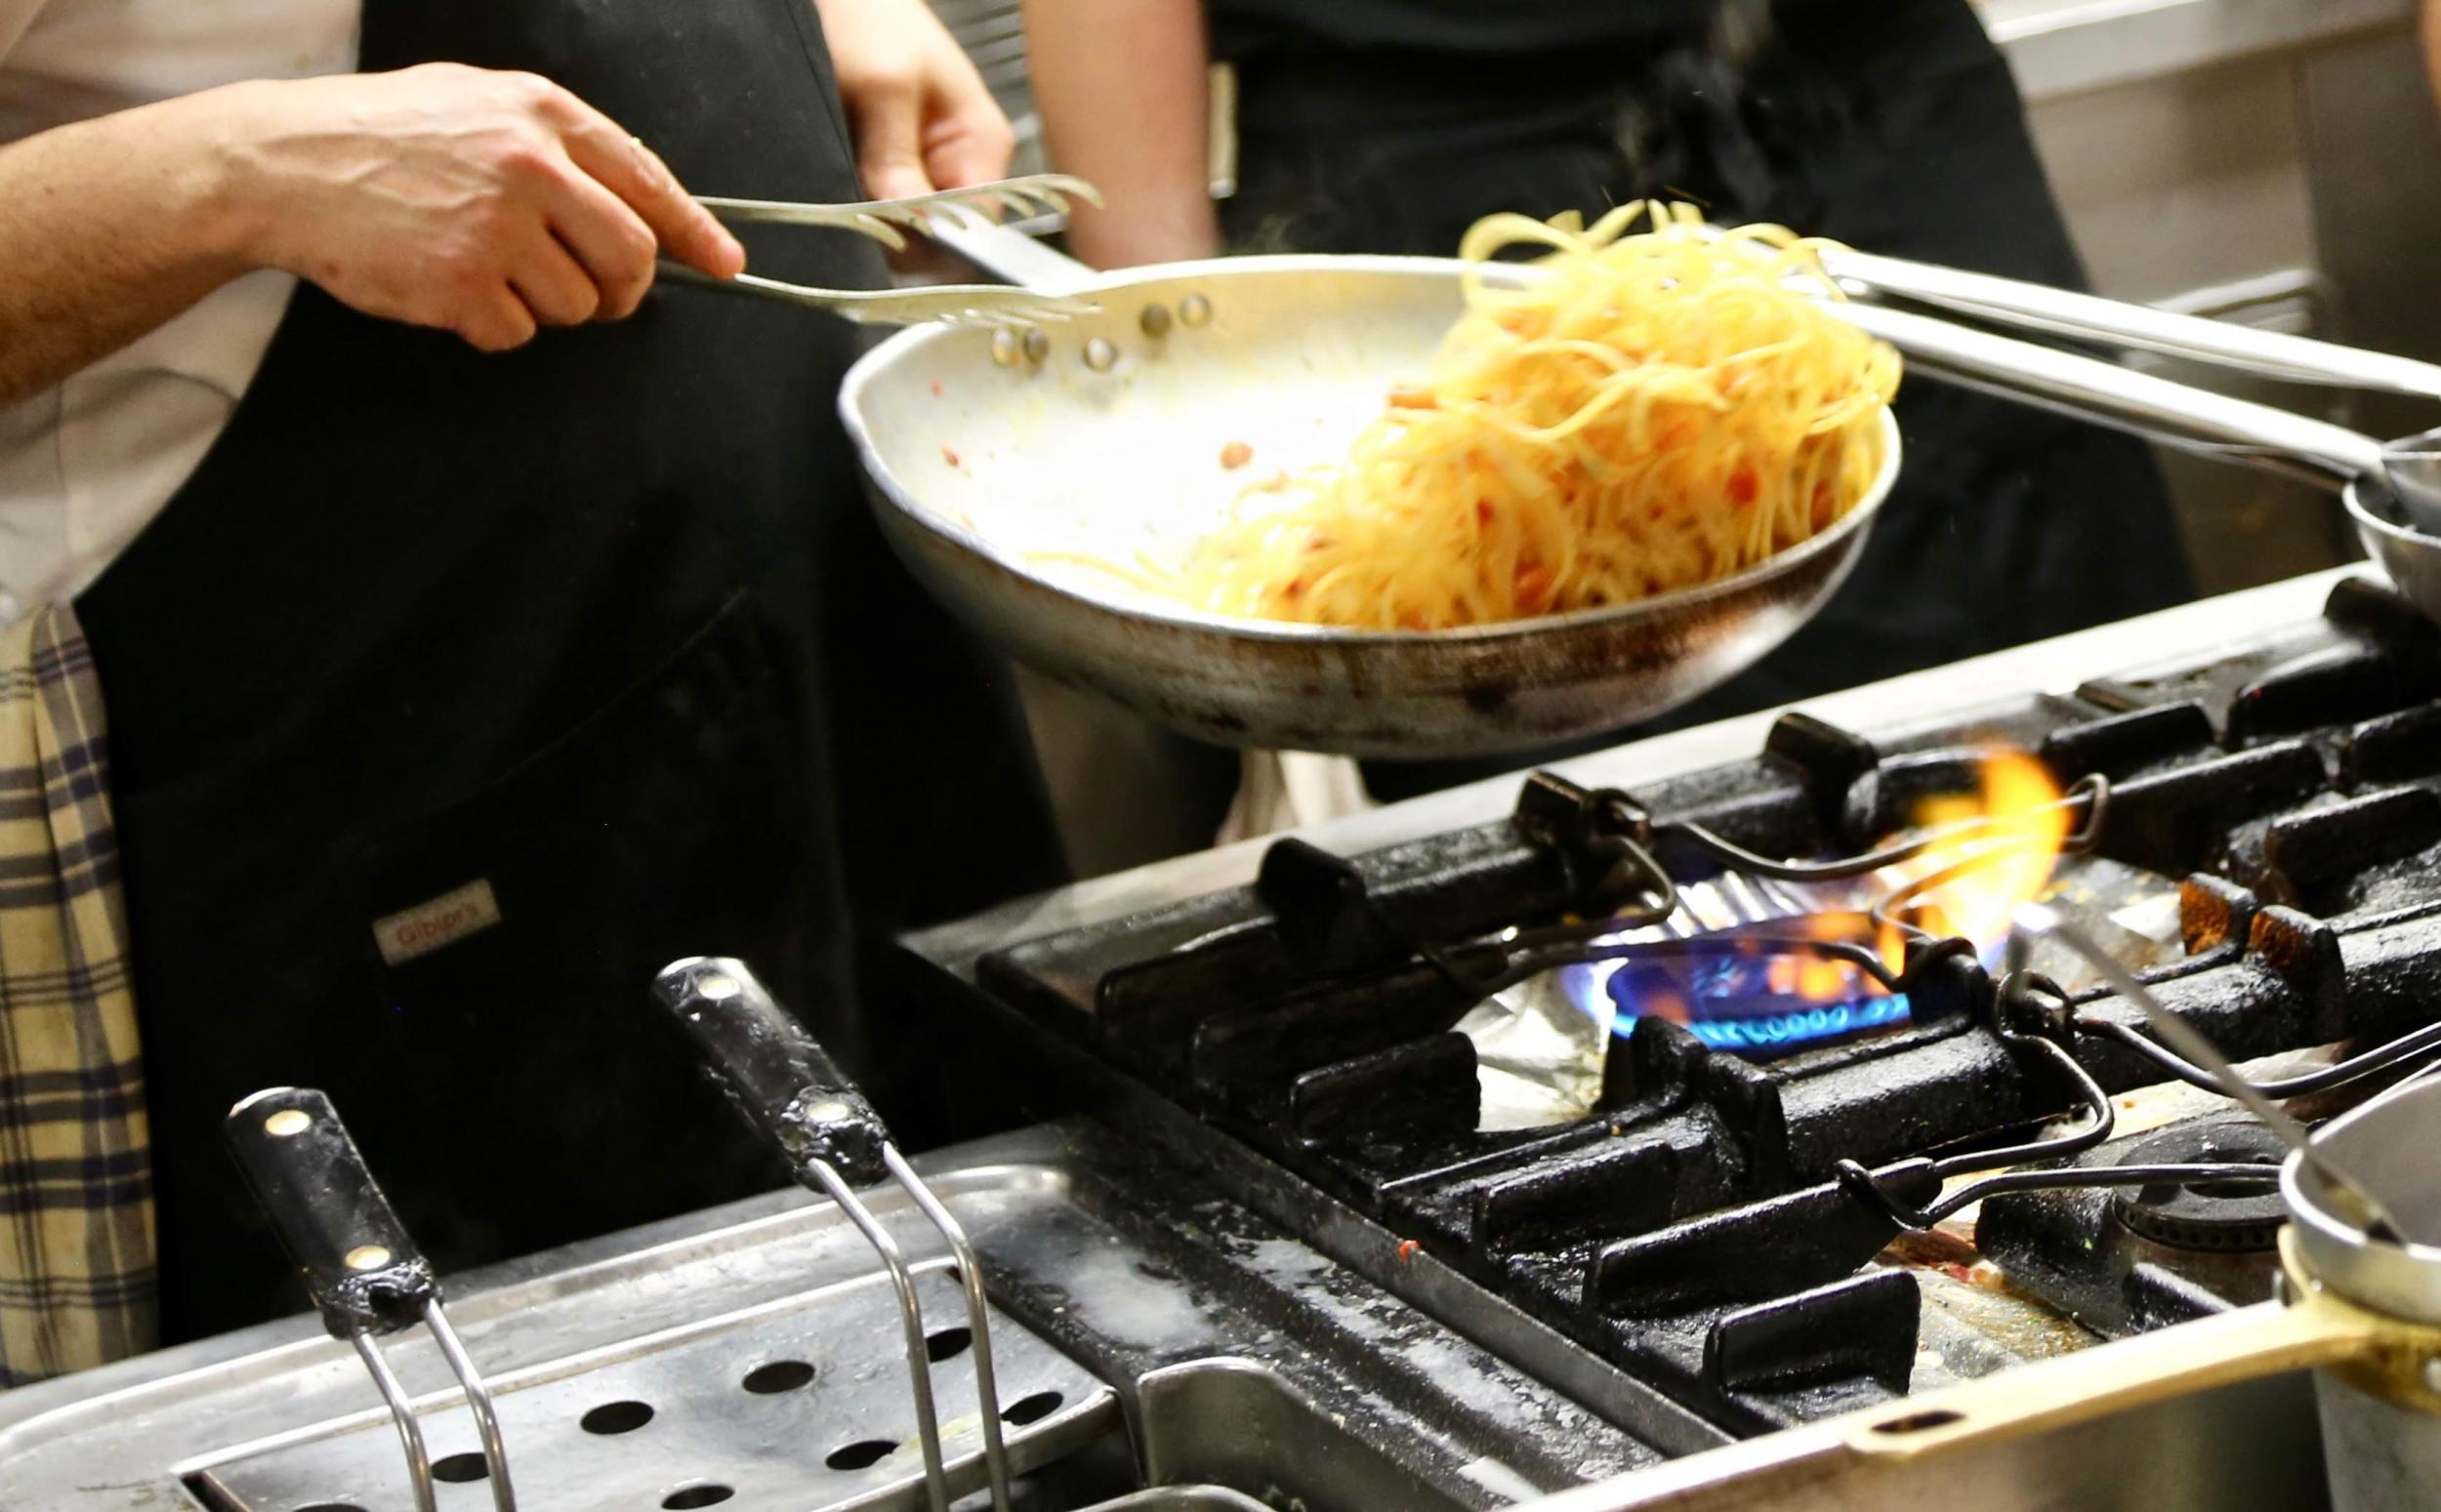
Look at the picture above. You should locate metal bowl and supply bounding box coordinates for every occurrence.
[2346,477,2441,629]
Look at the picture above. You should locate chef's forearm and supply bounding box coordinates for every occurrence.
[0,94,256,408]
[1019,0,1217,267]
[2427,0,2441,113]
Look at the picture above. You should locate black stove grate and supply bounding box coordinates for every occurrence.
[947,578,2441,1435]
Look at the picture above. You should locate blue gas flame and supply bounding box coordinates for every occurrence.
[1558,950,1910,1057]
[1674,994,1913,1050]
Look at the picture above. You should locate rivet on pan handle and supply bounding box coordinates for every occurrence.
[225,1087,517,1512]
[654,958,1013,1512]
[653,956,890,1185]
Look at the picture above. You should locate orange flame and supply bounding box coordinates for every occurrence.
[1623,748,2074,1021]
[1878,917,1911,981]
[1778,910,1886,1005]
[1894,747,2074,955]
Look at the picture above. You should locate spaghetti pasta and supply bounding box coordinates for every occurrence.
[1148,201,1900,631]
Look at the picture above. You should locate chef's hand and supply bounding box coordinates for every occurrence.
[813,0,1015,200]
[220,63,745,351]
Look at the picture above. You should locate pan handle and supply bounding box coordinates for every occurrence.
[1839,1233,2441,1463]
[225,1086,438,1338]
[650,956,891,1186]
[917,215,2392,484]
[1833,301,2389,484]
[905,195,2393,467]
[917,210,1103,299]
[1843,1292,2372,1462]
[1826,247,2441,399]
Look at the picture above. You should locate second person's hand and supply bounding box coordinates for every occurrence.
[813,0,1015,201]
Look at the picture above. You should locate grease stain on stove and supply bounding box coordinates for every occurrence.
[1242,1237,1334,1283]
[1034,1238,1219,1352]
[1244,1237,1594,1441]
[1912,1264,2096,1372]
[1457,1454,1546,1503]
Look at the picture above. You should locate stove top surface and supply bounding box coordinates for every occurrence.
[907,570,2441,1449]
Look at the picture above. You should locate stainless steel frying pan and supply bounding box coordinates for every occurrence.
[839,227,1901,759]
[838,220,2441,759]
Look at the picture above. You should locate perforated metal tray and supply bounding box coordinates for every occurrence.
[185,1259,1107,1511]
[8,1165,1116,1512]
[3,1125,1653,1512]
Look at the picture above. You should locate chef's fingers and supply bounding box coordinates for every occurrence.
[458,285,540,354]
[919,64,1014,192]
[547,174,660,320]
[842,69,933,202]
[543,94,745,278]
[510,233,603,327]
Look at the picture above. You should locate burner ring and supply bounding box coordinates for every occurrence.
[2105,1117,2290,1252]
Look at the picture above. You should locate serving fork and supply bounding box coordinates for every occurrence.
[698,172,1096,246]
[659,172,1103,330]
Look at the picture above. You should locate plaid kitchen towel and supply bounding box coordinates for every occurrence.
[0,605,151,1387]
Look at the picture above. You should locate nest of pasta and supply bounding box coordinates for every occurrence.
[1156,202,1900,631]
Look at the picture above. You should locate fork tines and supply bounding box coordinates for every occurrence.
[829,284,1101,331]
[698,174,1105,250]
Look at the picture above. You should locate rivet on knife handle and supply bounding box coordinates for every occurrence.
[653,955,891,1186]
[224,1087,518,1512]
[226,1085,435,1337]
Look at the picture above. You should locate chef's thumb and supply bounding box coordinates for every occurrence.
[848,79,934,202]
[921,65,1015,193]
[925,131,1012,199]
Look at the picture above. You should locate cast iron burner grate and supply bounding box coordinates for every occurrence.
[948,578,2441,1439]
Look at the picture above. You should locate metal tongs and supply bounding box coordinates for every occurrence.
[659,172,1103,329]
[1797,245,2441,533]
[1819,246,2441,400]
[225,1087,517,1512]
[652,957,1013,1512]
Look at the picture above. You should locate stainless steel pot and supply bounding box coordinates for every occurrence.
[1829,1074,2441,1510]
[2285,1076,2441,1504]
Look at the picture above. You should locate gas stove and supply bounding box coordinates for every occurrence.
[3,566,2423,1512]
[902,567,2441,1454]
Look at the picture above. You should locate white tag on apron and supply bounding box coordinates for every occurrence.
[372,878,502,965]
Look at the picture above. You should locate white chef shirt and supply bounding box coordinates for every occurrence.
[0,0,359,621]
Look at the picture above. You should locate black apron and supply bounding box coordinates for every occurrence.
[78,0,1063,1343]
[1212,0,2196,800]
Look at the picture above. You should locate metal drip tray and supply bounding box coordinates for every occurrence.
[185,1264,1112,1512]
[4,1126,1648,1512]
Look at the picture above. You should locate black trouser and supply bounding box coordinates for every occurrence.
[1218,0,2192,798]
